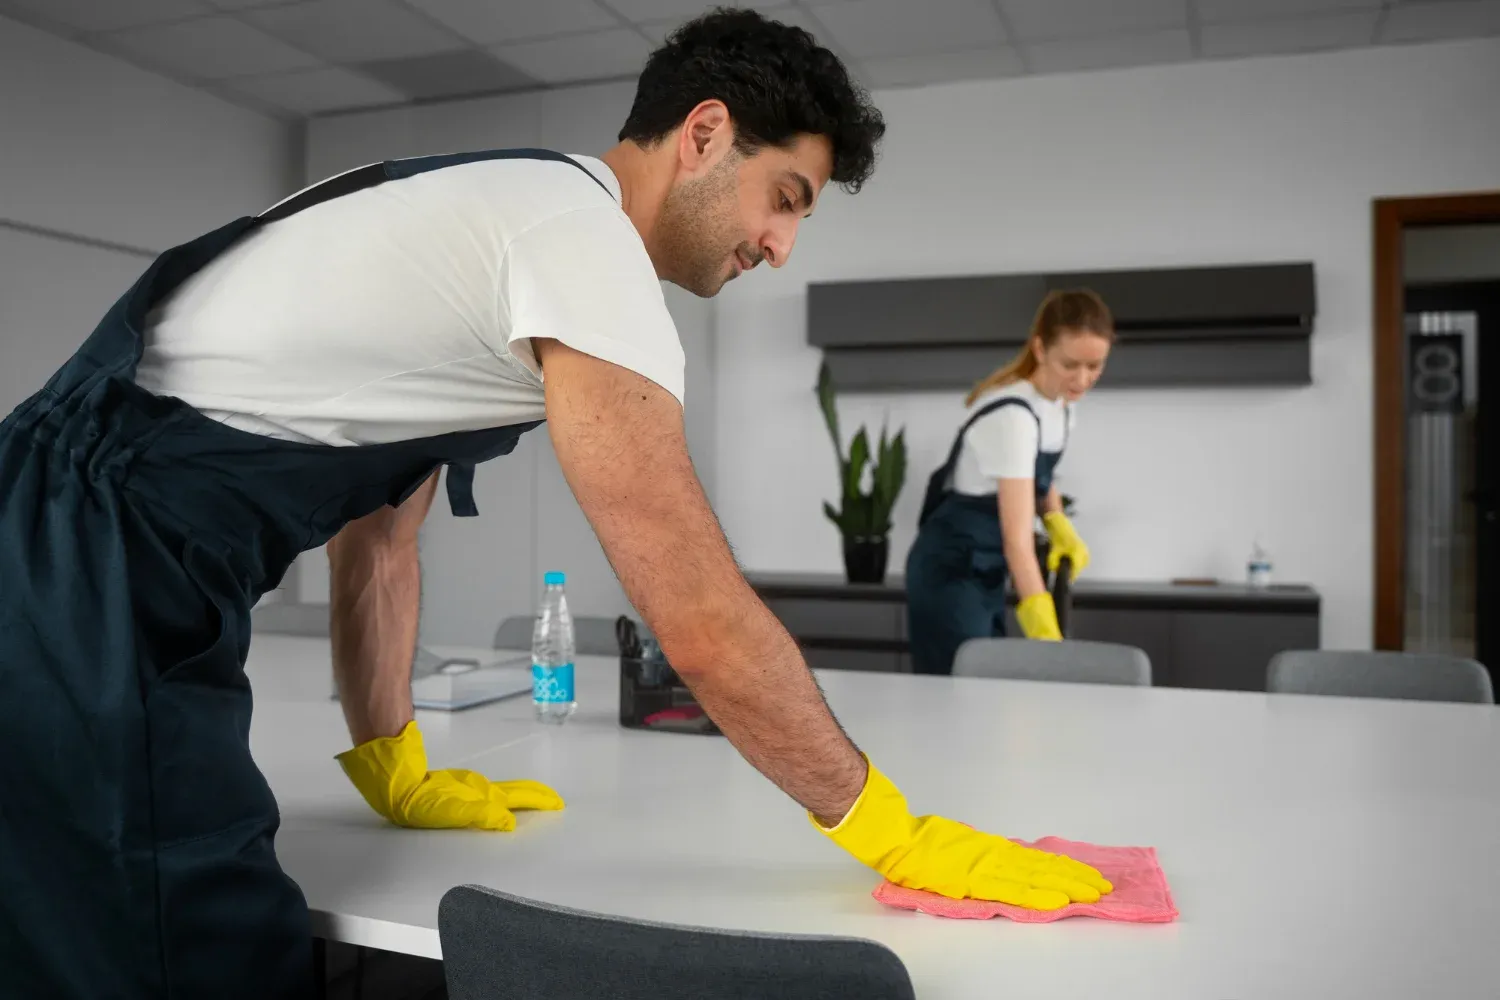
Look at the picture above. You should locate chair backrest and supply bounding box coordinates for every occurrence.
[952,637,1151,686]
[439,884,916,1000]
[1267,650,1494,704]
[492,616,532,651]
[493,615,623,656]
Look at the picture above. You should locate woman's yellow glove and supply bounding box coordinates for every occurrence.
[814,762,1111,910]
[336,721,564,831]
[1042,511,1090,577]
[1016,592,1063,641]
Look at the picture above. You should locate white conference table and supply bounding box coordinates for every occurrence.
[246,633,1500,999]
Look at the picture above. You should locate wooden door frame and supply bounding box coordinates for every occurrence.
[1372,191,1500,650]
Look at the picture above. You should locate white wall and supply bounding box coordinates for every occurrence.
[0,11,297,599]
[712,37,1500,652]
[0,12,297,420]
[0,13,295,257]
[301,36,1500,651]
[1406,224,1500,284]
[303,81,719,645]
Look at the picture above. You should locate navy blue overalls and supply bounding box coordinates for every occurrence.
[905,398,1067,676]
[0,149,607,998]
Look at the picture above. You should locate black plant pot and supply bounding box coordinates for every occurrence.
[843,536,890,585]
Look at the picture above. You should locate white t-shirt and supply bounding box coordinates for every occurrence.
[134,154,684,446]
[949,379,1075,496]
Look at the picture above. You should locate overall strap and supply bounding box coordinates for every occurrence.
[259,148,613,224]
[919,398,1039,527]
[940,397,1039,482]
[445,461,478,518]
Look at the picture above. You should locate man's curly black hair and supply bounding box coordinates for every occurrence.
[619,7,885,193]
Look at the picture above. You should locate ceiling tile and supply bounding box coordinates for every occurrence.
[1029,28,1193,73]
[225,66,406,114]
[999,0,1188,41]
[639,4,820,44]
[861,45,1024,88]
[1379,0,1500,43]
[406,0,619,45]
[0,0,210,33]
[1197,0,1383,24]
[200,0,300,8]
[359,48,537,99]
[490,27,652,84]
[812,0,1006,59]
[603,0,786,20]
[105,15,320,79]
[244,0,467,62]
[1200,10,1380,57]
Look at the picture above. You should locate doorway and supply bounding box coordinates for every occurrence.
[1403,283,1496,666]
[1373,195,1500,677]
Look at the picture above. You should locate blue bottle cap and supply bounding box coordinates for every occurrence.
[544,571,566,586]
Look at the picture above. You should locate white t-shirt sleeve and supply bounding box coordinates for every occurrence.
[966,406,1040,481]
[501,206,686,404]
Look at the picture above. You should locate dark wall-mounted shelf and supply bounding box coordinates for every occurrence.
[808,262,1316,391]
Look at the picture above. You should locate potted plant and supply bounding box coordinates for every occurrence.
[816,361,907,584]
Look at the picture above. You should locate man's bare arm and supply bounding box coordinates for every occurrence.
[326,472,438,746]
[534,338,867,825]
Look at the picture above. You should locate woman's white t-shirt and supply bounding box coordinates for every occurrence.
[949,379,1075,496]
[134,154,683,447]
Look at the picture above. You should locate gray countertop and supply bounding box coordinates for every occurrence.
[747,571,1320,612]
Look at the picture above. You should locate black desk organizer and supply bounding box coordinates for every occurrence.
[616,615,721,736]
[618,655,721,735]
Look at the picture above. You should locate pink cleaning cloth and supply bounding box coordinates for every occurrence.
[872,836,1177,924]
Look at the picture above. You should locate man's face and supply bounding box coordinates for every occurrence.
[656,132,834,298]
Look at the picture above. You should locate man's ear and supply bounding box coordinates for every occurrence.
[676,99,734,175]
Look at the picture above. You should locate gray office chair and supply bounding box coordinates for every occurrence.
[952,637,1152,686]
[493,615,623,656]
[1267,650,1494,704]
[438,884,916,1000]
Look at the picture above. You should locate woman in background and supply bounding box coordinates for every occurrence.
[906,289,1114,675]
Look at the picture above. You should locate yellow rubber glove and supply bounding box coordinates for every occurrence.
[336,721,564,831]
[815,762,1112,909]
[1016,592,1063,641]
[1042,511,1090,578]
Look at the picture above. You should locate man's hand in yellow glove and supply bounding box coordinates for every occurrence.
[336,721,564,831]
[816,762,1111,910]
[1016,592,1063,641]
[1042,511,1090,578]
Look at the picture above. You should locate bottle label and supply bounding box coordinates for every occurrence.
[532,663,575,703]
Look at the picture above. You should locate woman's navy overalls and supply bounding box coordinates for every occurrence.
[0,149,607,998]
[905,397,1067,676]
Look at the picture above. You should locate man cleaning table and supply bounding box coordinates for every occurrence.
[0,10,1109,998]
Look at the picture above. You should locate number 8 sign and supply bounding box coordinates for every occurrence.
[1408,333,1464,414]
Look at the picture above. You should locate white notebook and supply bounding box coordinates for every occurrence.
[409,646,534,712]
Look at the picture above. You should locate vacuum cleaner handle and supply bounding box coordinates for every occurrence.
[1050,554,1074,638]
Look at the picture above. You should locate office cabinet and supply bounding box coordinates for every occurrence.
[1068,608,1178,686]
[768,598,904,643]
[751,573,1321,693]
[803,646,904,674]
[1170,611,1320,692]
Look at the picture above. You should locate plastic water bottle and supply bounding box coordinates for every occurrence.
[1247,538,1273,589]
[532,571,576,724]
